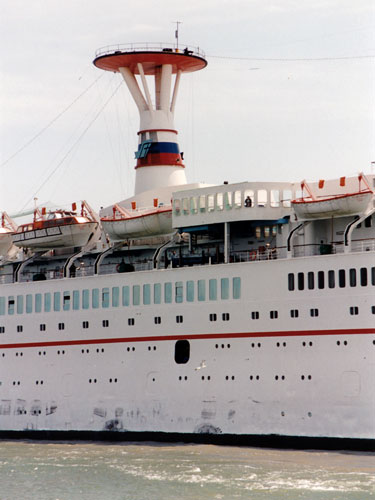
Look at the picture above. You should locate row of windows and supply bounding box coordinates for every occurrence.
[1,304,374,336]
[174,188,293,215]
[0,277,241,316]
[288,267,375,291]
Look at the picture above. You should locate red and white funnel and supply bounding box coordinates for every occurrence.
[94,43,207,195]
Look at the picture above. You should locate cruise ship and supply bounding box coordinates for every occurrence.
[0,42,374,450]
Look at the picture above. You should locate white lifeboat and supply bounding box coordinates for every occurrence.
[101,202,173,242]
[0,213,17,257]
[12,201,99,251]
[292,174,374,220]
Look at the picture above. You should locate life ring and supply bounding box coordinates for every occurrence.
[116,264,121,272]
[249,250,257,261]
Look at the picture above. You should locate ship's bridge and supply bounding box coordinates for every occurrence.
[172,181,297,229]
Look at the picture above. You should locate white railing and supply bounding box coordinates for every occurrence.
[95,43,205,59]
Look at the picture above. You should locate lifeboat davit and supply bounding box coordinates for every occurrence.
[101,203,173,242]
[12,201,99,251]
[0,213,17,257]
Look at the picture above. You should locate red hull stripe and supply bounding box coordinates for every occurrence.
[0,328,374,350]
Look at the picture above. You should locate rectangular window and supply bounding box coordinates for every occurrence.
[221,278,229,299]
[143,284,151,305]
[92,289,99,309]
[122,286,130,307]
[102,288,110,308]
[53,292,60,312]
[282,190,292,207]
[190,197,198,214]
[44,293,51,313]
[298,272,304,291]
[310,308,319,317]
[207,194,215,212]
[153,283,161,304]
[328,270,335,289]
[360,268,368,287]
[270,310,278,319]
[222,313,230,321]
[234,190,242,208]
[216,192,224,211]
[199,195,206,213]
[209,313,217,321]
[63,291,70,311]
[82,289,90,310]
[339,269,346,288]
[209,279,217,301]
[288,273,295,291]
[224,191,232,210]
[270,190,280,207]
[175,282,183,303]
[251,311,259,320]
[73,290,80,310]
[371,267,375,286]
[318,271,325,289]
[17,295,24,315]
[35,293,42,313]
[164,282,172,304]
[233,277,241,299]
[290,309,299,318]
[198,280,206,301]
[8,297,15,315]
[26,294,33,314]
[53,292,61,311]
[186,281,194,302]
[308,272,314,290]
[0,297,5,316]
[132,285,140,306]
[112,287,119,307]
[349,268,356,287]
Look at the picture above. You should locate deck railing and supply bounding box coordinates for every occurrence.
[95,43,205,59]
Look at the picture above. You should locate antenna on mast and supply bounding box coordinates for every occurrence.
[174,21,182,50]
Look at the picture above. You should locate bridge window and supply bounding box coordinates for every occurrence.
[270,190,280,207]
[199,195,206,213]
[216,192,224,211]
[283,190,292,207]
[257,189,267,207]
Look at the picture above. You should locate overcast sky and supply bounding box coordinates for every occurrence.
[0,0,374,214]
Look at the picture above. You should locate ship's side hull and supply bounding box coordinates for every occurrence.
[0,253,374,449]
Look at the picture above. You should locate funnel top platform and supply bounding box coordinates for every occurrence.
[93,42,207,74]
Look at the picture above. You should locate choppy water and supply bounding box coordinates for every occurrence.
[0,441,374,500]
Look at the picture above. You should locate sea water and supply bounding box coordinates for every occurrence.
[0,441,374,499]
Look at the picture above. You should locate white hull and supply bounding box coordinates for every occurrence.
[292,191,373,220]
[102,209,173,241]
[12,222,98,250]
[0,252,373,442]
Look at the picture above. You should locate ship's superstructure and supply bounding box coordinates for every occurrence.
[0,43,374,449]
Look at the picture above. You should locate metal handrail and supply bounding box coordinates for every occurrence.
[95,42,205,59]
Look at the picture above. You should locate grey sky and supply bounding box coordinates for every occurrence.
[0,0,374,213]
